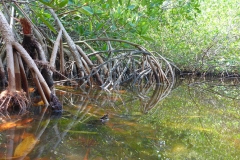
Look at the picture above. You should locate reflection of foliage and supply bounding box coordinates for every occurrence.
[57,78,174,114]
[140,78,240,159]
[0,114,51,159]
[189,77,240,100]
[1,78,238,159]
[44,81,175,159]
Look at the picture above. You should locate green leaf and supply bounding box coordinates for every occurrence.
[43,13,51,19]
[75,25,84,35]
[128,5,135,10]
[107,0,113,7]
[73,15,81,20]
[38,0,54,7]
[49,0,55,4]
[95,23,104,31]
[89,22,92,32]
[36,13,57,34]
[95,9,103,15]
[141,35,154,42]
[79,6,94,16]
[58,0,69,8]
[141,24,149,34]
[118,0,122,5]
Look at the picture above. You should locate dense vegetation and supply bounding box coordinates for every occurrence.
[0,1,239,159]
[28,0,240,74]
[1,0,239,75]
[0,0,239,112]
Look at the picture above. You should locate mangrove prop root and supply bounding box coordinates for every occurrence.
[58,38,177,90]
[50,93,62,111]
[0,90,29,114]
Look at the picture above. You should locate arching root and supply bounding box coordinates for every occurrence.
[0,90,29,115]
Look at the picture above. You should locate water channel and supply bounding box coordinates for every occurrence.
[0,77,239,159]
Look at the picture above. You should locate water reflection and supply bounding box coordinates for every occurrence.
[0,77,239,159]
[0,107,61,160]
[143,77,240,159]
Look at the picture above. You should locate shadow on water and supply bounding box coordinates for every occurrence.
[0,76,239,159]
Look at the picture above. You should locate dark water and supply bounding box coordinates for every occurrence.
[0,77,239,160]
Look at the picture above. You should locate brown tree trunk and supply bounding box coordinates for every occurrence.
[0,17,16,92]
[0,11,62,112]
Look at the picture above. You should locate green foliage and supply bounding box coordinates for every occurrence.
[35,0,200,41]
[35,11,57,34]
[7,0,240,73]
[154,0,240,73]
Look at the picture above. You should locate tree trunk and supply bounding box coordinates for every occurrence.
[0,11,62,113]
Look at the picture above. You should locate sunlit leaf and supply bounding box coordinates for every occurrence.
[14,135,38,157]
[0,121,16,131]
[38,0,54,7]
[89,21,92,32]
[28,87,35,93]
[16,118,33,126]
[193,127,213,132]
[107,0,112,7]
[43,12,52,19]
[21,132,35,139]
[79,6,94,16]
[37,100,45,106]
[58,0,68,8]
[172,144,187,153]
[140,35,154,42]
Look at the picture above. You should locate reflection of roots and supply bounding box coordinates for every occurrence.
[0,90,29,114]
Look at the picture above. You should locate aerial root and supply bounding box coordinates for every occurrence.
[0,90,29,115]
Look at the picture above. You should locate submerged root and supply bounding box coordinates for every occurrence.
[0,90,29,115]
[50,93,62,112]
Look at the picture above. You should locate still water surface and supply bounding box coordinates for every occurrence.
[0,77,239,160]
